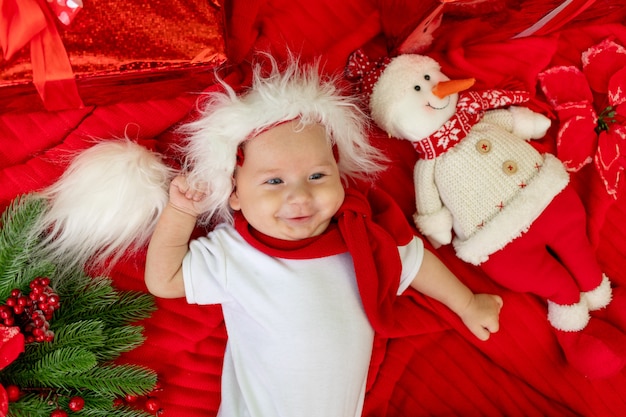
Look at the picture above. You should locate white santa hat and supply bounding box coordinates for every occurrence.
[180,55,385,225]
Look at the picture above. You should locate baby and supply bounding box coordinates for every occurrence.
[144,58,502,417]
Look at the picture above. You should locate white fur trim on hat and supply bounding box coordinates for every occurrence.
[583,274,612,311]
[547,299,590,332]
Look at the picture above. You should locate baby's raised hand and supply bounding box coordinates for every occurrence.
[459,293,503,341]
[168,175,207,217]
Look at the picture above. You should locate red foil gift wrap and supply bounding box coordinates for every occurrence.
[0,0,226,111]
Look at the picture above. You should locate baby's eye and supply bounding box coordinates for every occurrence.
[309,173,325,180]
[266,178,283,185]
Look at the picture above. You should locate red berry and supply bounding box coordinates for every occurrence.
[50,409,68,417]
[48,294,60,307]
[145,397,161,413]
[32,316,45,328]
[125,394,138,403]
[68,396,85,412]
[6,385,20,402]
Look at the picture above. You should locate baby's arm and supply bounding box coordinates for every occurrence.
[410,250,503,341]
[144,176,205,299]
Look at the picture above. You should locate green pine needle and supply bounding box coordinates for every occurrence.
[0,195,50,297]
[96,325,146,362]
[56,364,157,398]
[6,347,97,387]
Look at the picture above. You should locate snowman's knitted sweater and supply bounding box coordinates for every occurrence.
[414,108,569,265]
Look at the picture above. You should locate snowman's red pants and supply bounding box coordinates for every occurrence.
[480,185,603,305]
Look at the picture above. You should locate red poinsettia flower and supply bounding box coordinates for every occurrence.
[0,326,25,417]
[539,38,626,199]
[0,326,23,370]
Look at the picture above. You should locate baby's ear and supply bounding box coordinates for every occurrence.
[228,187,240,210]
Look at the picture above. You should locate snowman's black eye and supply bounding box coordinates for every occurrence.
[414,85,421,91]
[424,74,431,81]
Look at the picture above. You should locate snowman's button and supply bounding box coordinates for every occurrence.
[476,139,492,154]
[502,160,518,175]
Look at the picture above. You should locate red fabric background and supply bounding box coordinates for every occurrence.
[2,1,626,416]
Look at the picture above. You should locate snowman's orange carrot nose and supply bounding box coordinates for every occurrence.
[432,78,476,99]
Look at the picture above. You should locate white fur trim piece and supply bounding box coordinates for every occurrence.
[32,140,172,270]
[583,274,612,311]
[414,206,453,246]
[547,299,590,332]
[453,154,569,265]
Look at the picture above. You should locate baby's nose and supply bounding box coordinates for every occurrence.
[287,183,312,203]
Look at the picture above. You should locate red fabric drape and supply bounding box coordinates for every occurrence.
[2,1,626,416]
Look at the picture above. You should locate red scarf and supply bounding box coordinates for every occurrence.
[413,90,530,159]
[233,182,427,337]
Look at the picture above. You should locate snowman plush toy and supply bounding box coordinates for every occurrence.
[346,49,626,379]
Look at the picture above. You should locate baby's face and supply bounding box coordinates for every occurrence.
[229,120,345,241]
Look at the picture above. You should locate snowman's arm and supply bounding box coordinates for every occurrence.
[412,158,453,247]
[482,107,551,140]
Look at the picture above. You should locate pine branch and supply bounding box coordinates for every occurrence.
[5,347,97,387]
[1,194,159,416]
[7,393,56,417]
[52,277,154,328]
[50,364,157,398]
[17,320,106,365]
[106,291,156,326]
[9,393,154,417]
[51,277,119,327]
[96,325,146,362]
[0,195,48,297]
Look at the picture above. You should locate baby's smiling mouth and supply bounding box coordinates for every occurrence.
[426,96,451,110]
[283,214,313,224]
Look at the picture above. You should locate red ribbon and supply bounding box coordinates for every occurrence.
[344,49,391,105]
[1,0,83,110]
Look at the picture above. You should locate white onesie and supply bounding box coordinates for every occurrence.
[183,223,424,417]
